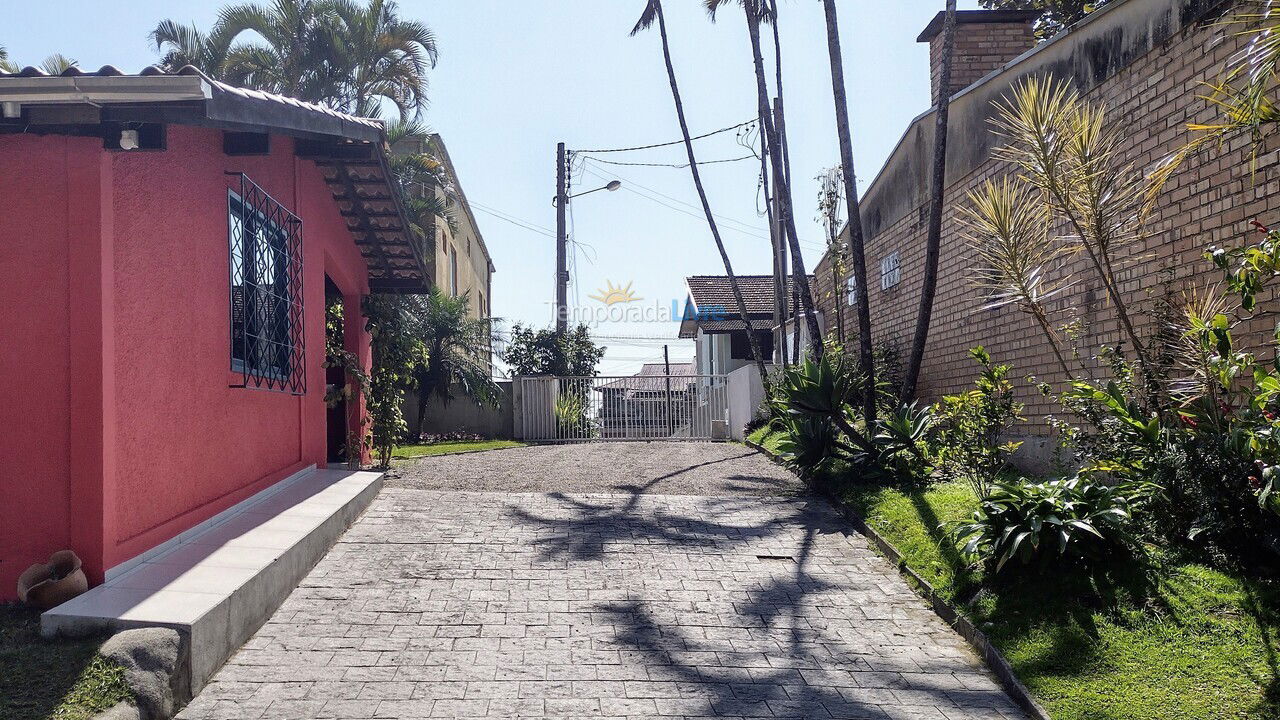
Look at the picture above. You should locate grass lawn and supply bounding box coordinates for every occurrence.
[0,606,133,720]
[748,426,1280,719]
[392,439,525,459]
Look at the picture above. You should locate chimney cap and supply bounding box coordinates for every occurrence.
[917,9,1040,43]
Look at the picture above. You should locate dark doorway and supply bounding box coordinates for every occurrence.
[325,277,348,464]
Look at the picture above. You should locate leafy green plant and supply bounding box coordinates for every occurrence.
[952,474,1149,572]
[932,347,1024,499]
[406,288,501,439]
[363,294,427,468]
[504,323,606,377]
[553,390,596,438]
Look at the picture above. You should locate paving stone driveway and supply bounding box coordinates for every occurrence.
[179,443,1026,720]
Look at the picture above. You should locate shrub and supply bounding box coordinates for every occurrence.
[952,474,1151,573]
[503,323,605,377]
[932,347,1024,498]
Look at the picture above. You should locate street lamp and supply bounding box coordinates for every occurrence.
[567,180,622,200]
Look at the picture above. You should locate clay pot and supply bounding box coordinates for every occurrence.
[17,550,89,611]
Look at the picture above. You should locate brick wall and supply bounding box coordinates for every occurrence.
[928,18,1038,106]
[814,0,1275,435]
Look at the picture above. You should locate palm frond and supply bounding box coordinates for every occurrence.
[38,54,78,75]
[631,0,661,36]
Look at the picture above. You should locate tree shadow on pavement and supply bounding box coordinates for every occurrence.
[507,482,994,718]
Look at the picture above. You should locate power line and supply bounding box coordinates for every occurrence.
[583,162,827,252]
[469,201,555,237]
[574,119,756,154]
[584,161,768,236]
[582,154,758,169]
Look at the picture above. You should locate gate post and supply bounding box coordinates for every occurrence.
[511,377,525,440]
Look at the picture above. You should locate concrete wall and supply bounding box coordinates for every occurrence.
[0,126,372,595]
[404,381,514,439]
[813,0,1261,434]
[727,364,772,441]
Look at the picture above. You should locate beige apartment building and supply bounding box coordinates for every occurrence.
[426,134,495,322]
[394,133,496,368]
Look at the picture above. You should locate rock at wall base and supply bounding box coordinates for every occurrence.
[99,627,189,719]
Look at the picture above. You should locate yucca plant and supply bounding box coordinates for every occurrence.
[990,76,1157,390]
[1148,1,1280,206]
[773,414,840,472]
[961,177,1078,382]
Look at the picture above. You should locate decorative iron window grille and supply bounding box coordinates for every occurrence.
[227,172,305,394]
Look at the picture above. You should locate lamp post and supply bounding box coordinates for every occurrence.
[554,142,620,333]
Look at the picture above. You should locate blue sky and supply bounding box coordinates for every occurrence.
[6,0,983,375]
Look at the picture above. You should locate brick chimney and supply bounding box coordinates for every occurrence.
[918,10,1039,107]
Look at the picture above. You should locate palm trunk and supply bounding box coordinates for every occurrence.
[743,5,823,360]
[901,0,957,403]
[820,0,876,424]
[649,0,769,379]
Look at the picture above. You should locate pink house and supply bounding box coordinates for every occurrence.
[0,65,429,599]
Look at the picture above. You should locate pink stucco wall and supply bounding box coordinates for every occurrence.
[0,134,79,595]
[0,126,372,596]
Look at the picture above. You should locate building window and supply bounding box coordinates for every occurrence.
[880,251,901,291]
[449,247,459,297]
[478,291,486,318]
[228,174,305,394]
[846,275,858,305]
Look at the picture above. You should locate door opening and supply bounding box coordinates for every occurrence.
[324,277,348,464]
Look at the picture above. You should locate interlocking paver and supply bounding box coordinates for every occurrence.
[179,443,1027,719]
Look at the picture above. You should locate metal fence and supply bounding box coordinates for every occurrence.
[514,375,729,442]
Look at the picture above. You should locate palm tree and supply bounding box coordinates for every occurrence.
[631,0,769,380]
[901,0,957,402]
[0,45,80,75]
[328,0,438,119]
[148,0,437,118]
[820,0,876,425]
[214,0,343,101]
[385,121,453,231]
[149,20,237,76]
[406,288,500,439]
[705,0,824,361]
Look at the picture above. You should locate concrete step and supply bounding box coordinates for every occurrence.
[42,467,383,693]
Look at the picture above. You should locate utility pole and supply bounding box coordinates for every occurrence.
[772,98,789,368]
[663,345,674,436]
[555,142,568,333]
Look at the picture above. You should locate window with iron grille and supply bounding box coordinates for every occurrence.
[846,274,858,305]
[227,173,305,394]
[880,251,901,291]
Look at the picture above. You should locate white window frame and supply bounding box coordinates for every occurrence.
[880,252,901,291]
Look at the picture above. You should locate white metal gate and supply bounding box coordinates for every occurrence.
[514,374,730,442]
